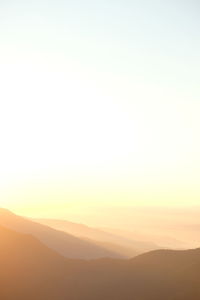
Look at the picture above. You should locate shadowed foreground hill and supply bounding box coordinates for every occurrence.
[64,249,200,300]
[0,208,122,259]
[0,225,67,300]
[1,223,200,300]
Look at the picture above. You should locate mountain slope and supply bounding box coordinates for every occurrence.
[0,225,67,300]
[35,218,157,255]
[0,208,122,259]
[67,248,200,300]
[1,222,200,300]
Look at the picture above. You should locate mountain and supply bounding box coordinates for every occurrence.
[66,248,200,300]
[0,208,122,259]
[0,225,67,300]
[1,221,200,299]
[101,226,187,250]
[35,218,157,256]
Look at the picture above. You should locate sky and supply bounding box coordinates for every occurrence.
[0,0,200,224]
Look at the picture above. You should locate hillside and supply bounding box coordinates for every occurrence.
[0,225,67,300]
[0,208,121,259]
[1,210,200,299]
[36,218,157,256]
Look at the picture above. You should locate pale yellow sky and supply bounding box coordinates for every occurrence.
[0,1,200,222]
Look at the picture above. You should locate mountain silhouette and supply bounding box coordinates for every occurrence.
[35,217,156,257]
[0,208,122,259]
[0,225,68,299]
[1,209,200,300]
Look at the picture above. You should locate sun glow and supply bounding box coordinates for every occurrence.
[0,0,200,221]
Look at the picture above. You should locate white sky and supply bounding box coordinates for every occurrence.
[0,0,200,219]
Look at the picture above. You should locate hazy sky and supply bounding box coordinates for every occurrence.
[0,1,199,221]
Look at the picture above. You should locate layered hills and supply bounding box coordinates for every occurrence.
[1,209,200,300]
[0,208,121,259]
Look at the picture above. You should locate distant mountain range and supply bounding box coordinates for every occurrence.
[35,217,158,256]
[0,208,122,259]
[1,213,200,300]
